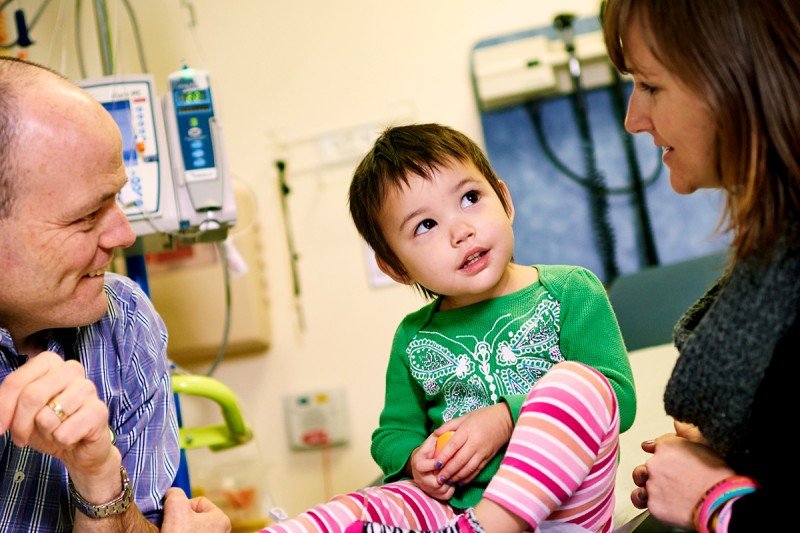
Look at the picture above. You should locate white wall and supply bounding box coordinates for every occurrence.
[24,0,601,519]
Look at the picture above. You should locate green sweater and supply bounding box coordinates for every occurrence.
[371,264,636,509]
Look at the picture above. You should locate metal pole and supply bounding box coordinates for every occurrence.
[86,0,193,497]
[91,0,113,75]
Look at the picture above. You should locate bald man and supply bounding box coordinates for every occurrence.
[0,57,228,532]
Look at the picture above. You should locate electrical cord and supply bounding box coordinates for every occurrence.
[205,239,232,377]
[51,0,146,77]
[25,0,51,29]
[120,0,148,72]
[608,66,660,267]
[527,101,661,196]
[75,0,86,78]
[521,13,667,281]
[553,13,619,282]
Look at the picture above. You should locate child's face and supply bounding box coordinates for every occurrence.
[376,159,516,309]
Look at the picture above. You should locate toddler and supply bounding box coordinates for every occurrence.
[265,123,635,533]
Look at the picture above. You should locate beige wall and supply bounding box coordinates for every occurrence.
[26,0,600,519]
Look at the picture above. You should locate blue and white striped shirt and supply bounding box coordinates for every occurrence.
[0,273,180,532]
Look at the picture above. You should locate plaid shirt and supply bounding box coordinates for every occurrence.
[0,273,180,532]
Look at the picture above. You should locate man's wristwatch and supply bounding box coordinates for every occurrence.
[69,466,133,518]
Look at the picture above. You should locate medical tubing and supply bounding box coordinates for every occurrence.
[527,101,592,185]
[609,66,660,267]
[526,96,622,282]
[121,0,148,72]
[75,0,87,78]
[205,240,232,377]
[528,102,661,196]
[555,14,619,282]
[571,81,619,282]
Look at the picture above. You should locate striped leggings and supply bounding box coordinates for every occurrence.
[263,361,619,533]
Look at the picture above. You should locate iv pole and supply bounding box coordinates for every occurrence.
[90,0,194,496]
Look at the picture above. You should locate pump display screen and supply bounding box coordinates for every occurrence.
[177,89,210,104]
[102,100,138,165]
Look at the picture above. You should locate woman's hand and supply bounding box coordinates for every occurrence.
[673,419,709,445]
[631,431,734,528]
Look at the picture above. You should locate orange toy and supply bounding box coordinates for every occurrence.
[435,431,454,458]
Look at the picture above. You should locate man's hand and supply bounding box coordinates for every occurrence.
[0,351,122,512]
[0,351,164,531]
[0,351,117,480]
[161,488,231,533]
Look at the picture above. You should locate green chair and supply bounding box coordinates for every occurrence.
[607,251,729,351]
[171,373,253,451]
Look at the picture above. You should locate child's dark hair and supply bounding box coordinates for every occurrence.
[348,123,511,298]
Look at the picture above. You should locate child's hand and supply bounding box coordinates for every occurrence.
[408,434,456,500]
[433,403,513,486]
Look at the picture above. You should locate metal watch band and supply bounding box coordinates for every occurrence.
[69,466,133,519]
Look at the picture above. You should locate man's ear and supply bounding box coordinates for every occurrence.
[497,179,515,223]
[375,253,412,285]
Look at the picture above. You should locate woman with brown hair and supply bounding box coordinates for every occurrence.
[603,0,799,530]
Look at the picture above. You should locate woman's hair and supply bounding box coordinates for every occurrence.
[603,0,800,258]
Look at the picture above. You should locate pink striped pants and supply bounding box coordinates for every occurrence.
[263,361,619,533]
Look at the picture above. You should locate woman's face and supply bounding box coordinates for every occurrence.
[623,19,720,195]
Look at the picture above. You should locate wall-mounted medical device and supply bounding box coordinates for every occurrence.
[471,25,614,111]
[78,76,181,249]
[163,67,235,241]
[78,68,236,251]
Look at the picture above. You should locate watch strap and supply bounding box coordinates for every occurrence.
[69,466,133,519]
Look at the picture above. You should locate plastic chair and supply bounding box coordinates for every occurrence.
[126,257,253,497]
[607,251,729,351]
[169,373,254,498]
[171,373,254,452]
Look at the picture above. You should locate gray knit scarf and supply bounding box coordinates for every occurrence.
[664,238,800,460]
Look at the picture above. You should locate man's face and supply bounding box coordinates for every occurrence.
[0,80,136,343]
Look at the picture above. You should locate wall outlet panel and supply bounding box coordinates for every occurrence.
[283,388,350,451]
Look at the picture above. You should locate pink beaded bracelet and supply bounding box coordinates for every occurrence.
[692,475,758,533]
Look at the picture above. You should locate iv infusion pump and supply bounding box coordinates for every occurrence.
[78,68,236,252]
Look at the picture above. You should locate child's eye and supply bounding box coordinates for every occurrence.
[414,219,437,235]
[461,190,480,207]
